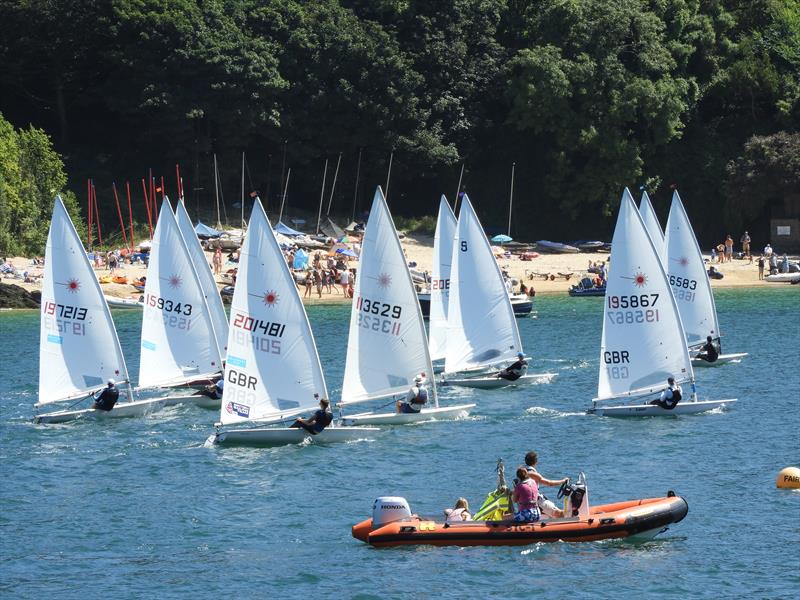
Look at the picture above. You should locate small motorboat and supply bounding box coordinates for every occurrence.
[568,277,606,297]
[104,295,144,309]
[571,240,606,252]
[418,292,533,318]
[535,240,580,254]
[353,475,689,547]
[765,272,800,283]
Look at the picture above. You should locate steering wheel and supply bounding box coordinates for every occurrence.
[557,478,571,499]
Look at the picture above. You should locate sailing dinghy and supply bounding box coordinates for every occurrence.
[441,194,555,389]
[428,195,456,368]
[664,191,747,368]
[137,198,224,408]
[206,198,377,446]
[34,197,190,424]
[638,191,666,261]
[587,189,735,417]
[340,188,475,425]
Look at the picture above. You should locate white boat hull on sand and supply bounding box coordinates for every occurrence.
[441,373,557,389]
[205,426,380,447]
[340,403,476,425]
[587,399,735,417]
[34,393,215,424]
[765,272,800,283]
[691,352,748,368]
[103,295,143,309]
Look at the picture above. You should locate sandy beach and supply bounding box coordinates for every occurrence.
[1,232,785,304]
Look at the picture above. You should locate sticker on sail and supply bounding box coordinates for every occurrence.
[225,401,250,418]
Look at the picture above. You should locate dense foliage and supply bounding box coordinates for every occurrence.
[0,0,797,249]
[0,114,82,257]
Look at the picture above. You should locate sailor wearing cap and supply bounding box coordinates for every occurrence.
[92,378,120,412]
[497,352,528,381]
[396,373,429,414]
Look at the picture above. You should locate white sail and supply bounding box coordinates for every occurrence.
[219,198,327,425]
[445,194,522,374]
[139,199,222,388]
[597,189,693,401]
[38,196,130,405]
[341,187,434,405]
[664,190,720,347]
[638,191,665,261]
[429,195,457,361]
[175,199,229,354]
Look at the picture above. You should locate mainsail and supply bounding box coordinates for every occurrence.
[429,195,457,361]
[445,194,522,374]
[638,191,665,261]
[664,190,720,347]
[219,198,327,425]
[38,196,130,405]
[341,187,434,405]
[597,189,693,401]
[139,199,222,388]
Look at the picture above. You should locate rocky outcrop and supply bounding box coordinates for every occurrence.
[0,283,41,308]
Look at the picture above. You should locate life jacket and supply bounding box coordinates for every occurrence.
[411,386,428,405]
[95,386,120,411]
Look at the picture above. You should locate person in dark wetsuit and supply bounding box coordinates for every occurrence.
[291,396,333,435]
[195,379,224,400]
[649,377,682,410]
[497,353,528,381]
[696,335,720,363]
[92,379,120,411]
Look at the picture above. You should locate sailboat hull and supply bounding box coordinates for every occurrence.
[34,393,216,424]
[341,403,476,425]
[587,399,736,417]
[691,353,748,368]
[206,426,380,447]
[441,373,556,389]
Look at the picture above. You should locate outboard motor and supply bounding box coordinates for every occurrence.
[562,472,590,520]
[372,496,412,527]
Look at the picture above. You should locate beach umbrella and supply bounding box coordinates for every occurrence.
[491,234,513,243]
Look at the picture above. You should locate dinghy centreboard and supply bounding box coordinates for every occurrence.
[588,189,735,417]
[664,191,747,367]
[340,188,475,425]
[137,198,223,408]
[34,198,180,424]
[441,194,555,389]
[207,198,377,446]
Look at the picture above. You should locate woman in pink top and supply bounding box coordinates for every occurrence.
[512,466,540,522]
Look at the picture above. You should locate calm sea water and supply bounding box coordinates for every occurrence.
[1,288,798,599]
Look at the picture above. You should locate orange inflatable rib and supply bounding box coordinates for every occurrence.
[353,495,688,547]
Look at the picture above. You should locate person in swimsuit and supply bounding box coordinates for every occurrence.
[524,451,569,518]
[511,467,540,522]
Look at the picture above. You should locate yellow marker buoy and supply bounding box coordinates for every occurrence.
[776,466,800,489]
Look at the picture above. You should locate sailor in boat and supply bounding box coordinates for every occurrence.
[194,378,224,400]
[496,353,528,381]
[524,451,570,518]
[290,395,333,435]
[695,335,720,363]
[512,467,541,522]
[649,377,682,410]
[91,379,120,412]
[395,374,429,414]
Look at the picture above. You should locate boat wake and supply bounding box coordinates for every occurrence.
[525,406,586,418]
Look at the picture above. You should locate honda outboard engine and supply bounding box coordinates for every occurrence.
[563,472,590,520]
[372,497,412,527]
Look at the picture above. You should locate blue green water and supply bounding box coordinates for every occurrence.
[1,288,798,599]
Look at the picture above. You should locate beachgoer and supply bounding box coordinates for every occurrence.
[781,254,790,274]
[497,353,527,381]
[290,396,333,435]
[92,379,120,411]
[599,262,607,281]
[764,244,773,257]
[524,451,569,518]
[195,379,224,400]
[740,231,751,256]
[213,247,223,275]
[724,235,733,262]
[696,335,719,363]
[512,467,540,522]
[716,244,725,263]
[649,377,682,410]
[710,247,717,262]
[304,270,313,298]
[340,269,350,295]
[769,254,778,275]
[396,374,428,414]
[757,255,765,280]
[444,498,472,522]
[313,268,323,298]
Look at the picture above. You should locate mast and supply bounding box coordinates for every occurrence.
[213,154,221,229]
[351,147,363,222]
[241,151,246,229]
[507,162,515,237]
[384,150,394,201]
[316,158,329,235]
[326,152,342,216]
[278,168,291,225]
[454,162,465,212]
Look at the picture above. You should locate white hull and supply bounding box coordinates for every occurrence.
[206,426,380,447]
[103,295,143,309]
[441,372,556,389]
[587,399,735,417]
[765,273,800,283]
[34,393,215,424]
[691,352,748,368]
[341,403,476,425]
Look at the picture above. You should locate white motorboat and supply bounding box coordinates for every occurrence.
[588,189,736,417]
[103,295,143,309]
[339,188,474,426]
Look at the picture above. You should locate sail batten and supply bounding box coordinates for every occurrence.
[445,195,522,374]
[342,187,435,406]
[38,197,131,405]
[597,189,693,400]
